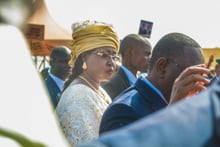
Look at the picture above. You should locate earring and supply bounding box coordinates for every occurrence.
[82,62,87,70]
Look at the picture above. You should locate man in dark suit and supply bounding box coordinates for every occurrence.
[99,32,210,134]
[79,78,220,147]
[102,34,152,100]
[45,46,71,108]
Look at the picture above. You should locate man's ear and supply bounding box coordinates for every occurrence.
[155,57,168,78]
[127,47,134,57]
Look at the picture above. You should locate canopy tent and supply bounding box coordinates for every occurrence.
[24,0,72,70]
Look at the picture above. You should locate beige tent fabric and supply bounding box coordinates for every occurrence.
[27,0,71,40]
[24,0,72,56]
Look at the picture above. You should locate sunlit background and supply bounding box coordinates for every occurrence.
[46,0,220,48]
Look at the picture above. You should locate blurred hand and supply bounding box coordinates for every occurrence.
[169,64,210,104]
[0,0,36,29]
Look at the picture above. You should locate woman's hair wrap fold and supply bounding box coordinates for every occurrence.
[69,21,119,66]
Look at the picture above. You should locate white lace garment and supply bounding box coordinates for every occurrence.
[56,83,111,146]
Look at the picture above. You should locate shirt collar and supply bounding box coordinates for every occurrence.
[49,73,65,91]
[120,65,137,85]
[141,77,168,104]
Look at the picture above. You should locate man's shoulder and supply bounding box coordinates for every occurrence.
[45,75,59,92]
[99,86,148,135]
[113,88,137,103]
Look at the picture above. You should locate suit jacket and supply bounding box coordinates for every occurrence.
[102,67,131,100]
[79,78,220,147]
[99,76,167,135]
[45,75,61,108]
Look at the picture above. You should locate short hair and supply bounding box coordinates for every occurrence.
[119,34,151,57]
[149,32,201,70]
[50,46,71,60]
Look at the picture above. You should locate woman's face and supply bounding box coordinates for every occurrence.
[85,46,119,83]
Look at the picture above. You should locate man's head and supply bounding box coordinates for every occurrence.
[119,34,152,75]
[147,32,205,101]
[49,46,72,80]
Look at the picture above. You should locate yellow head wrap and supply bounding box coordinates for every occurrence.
[69,20,119,66]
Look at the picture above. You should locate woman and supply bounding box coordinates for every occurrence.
[55,20,119,146]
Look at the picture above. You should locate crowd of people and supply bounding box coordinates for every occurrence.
[43,20,219,147]
[1,0,220,147]
[99,32,210,135]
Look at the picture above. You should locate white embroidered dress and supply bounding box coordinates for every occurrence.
[55,83,111,146]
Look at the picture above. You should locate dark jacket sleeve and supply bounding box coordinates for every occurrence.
[99,104,140,135]
[44,76,60,108]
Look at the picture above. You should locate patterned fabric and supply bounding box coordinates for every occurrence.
[56,83,111,146]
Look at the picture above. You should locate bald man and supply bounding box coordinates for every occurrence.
[102,34,152,100]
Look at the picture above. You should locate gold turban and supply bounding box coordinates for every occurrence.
[69,20,119,66]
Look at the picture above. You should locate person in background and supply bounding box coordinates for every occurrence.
[99,32,210,135]
[102,34,152,100]
[44,46,71,108]
[56,20,119,146]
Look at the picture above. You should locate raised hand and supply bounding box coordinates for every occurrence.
[169,64,210,104]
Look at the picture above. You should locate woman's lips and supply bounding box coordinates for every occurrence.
[106,68,114,75]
